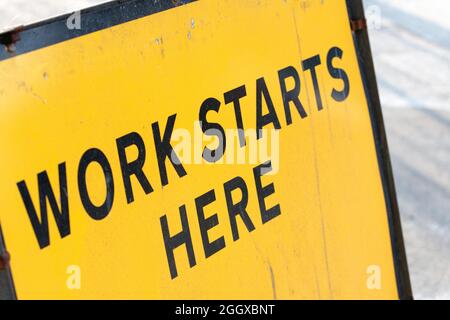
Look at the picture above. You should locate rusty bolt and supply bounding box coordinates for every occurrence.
[0,251,10,270]
[171,0,183,6]
[350,18,367,32]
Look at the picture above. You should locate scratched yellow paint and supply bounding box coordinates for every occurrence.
[0,0,399,299]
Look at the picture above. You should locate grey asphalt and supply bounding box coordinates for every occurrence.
[0,0,449,299]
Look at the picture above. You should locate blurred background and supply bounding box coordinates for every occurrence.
[0,0,449,299]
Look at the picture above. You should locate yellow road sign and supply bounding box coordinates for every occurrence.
[0,0,410,299]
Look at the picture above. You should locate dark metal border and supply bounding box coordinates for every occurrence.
[0,0,196,61]
[346,0,413,300]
